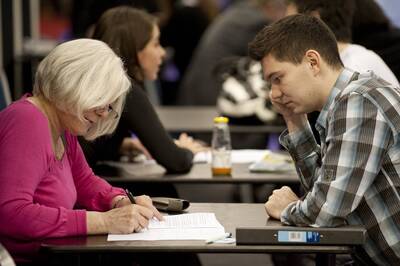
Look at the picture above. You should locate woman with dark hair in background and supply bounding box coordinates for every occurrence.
[79,7,205,196]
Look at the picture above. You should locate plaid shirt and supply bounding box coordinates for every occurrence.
[280,68,400,265]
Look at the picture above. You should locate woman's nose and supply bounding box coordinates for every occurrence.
[160,46,166,59]
[99,112,109,118]
[96,109,109,119]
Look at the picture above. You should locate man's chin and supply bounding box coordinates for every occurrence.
[292,108,307,115]
[291,107,300,114]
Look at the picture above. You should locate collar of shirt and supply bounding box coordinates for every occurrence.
[315,68,357,131]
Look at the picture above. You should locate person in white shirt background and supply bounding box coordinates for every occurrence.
[286,0,400,87]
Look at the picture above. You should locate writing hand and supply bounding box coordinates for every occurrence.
[102,204,154,234]
[134,195,164,221]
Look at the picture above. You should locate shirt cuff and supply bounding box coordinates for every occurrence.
[103,187,126,210]
[280,201,298,225]
[65,209,87,236]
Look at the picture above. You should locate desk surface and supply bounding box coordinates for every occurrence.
[103,163,299,184]
[41,203,357,255]
[155,106,285,133]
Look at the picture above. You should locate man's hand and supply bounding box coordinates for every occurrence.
[269,91,308,133]
[270,90,297,119]
[265,186,299,220]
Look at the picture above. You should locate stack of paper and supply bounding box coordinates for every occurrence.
[107,213,225,241]
[249,151,294,172]
[193,150,268,164]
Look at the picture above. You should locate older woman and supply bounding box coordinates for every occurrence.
[0,39,162,264]
[79,7,204,175]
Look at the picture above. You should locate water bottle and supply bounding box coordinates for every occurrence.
[211,116,232,175]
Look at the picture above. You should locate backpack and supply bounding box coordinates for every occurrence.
[215,57,278,124]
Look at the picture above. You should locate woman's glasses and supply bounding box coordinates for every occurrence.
[94,104,119,119]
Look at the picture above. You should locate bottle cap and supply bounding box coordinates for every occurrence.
[214,116,229,123]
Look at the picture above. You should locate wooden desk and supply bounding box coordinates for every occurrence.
[41,203,364,266]
[102,163,299,185]
[155,106,285,133]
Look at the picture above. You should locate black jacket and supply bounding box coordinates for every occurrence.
[79,84,193,173]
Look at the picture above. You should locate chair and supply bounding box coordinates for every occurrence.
[0,69,11,111]
[0,243,16,266]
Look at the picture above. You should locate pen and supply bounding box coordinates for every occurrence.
[125,189,136,204]
[205,232,232,244]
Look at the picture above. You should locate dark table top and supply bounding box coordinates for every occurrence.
[155,106,286,133]
[41,203,361,255]
[102,163,299,184]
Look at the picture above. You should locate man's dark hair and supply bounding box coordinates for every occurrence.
[286,0,355,42]
[249,14,343,69]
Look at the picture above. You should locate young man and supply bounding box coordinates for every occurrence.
[249,14,400,265]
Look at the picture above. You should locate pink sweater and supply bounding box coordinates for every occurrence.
[0,97,125,262]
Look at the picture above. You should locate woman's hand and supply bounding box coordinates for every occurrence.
[111,194,163,221]
[87,204,155,235]
[88,195,164,235]
[174,133,208,154]
[134,195,163,221]
[120,137,152,160]
[102,204,155,234]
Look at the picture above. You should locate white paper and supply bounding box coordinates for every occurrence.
[107,213,225,241]
[249,151,295,172]
[231,150,268,163]
[148,213,223,228]
[193,149,268,164]
[193,151,212,163]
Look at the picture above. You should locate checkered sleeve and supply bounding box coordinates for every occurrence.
[281,92,392,227]
[279,121,321,191]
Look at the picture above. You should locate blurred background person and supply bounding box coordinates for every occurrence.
[286,0,399,87]
[79,7,206,197]
[178,0,286,106]
[70,0,220,106]
[352,0,400,81]
[375,0,400,28]
[159,0,219,105]
[70,0,161,38]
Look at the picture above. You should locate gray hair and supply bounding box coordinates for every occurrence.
[33,39,131,140]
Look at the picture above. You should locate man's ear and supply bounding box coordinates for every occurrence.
[304,50,321,75]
